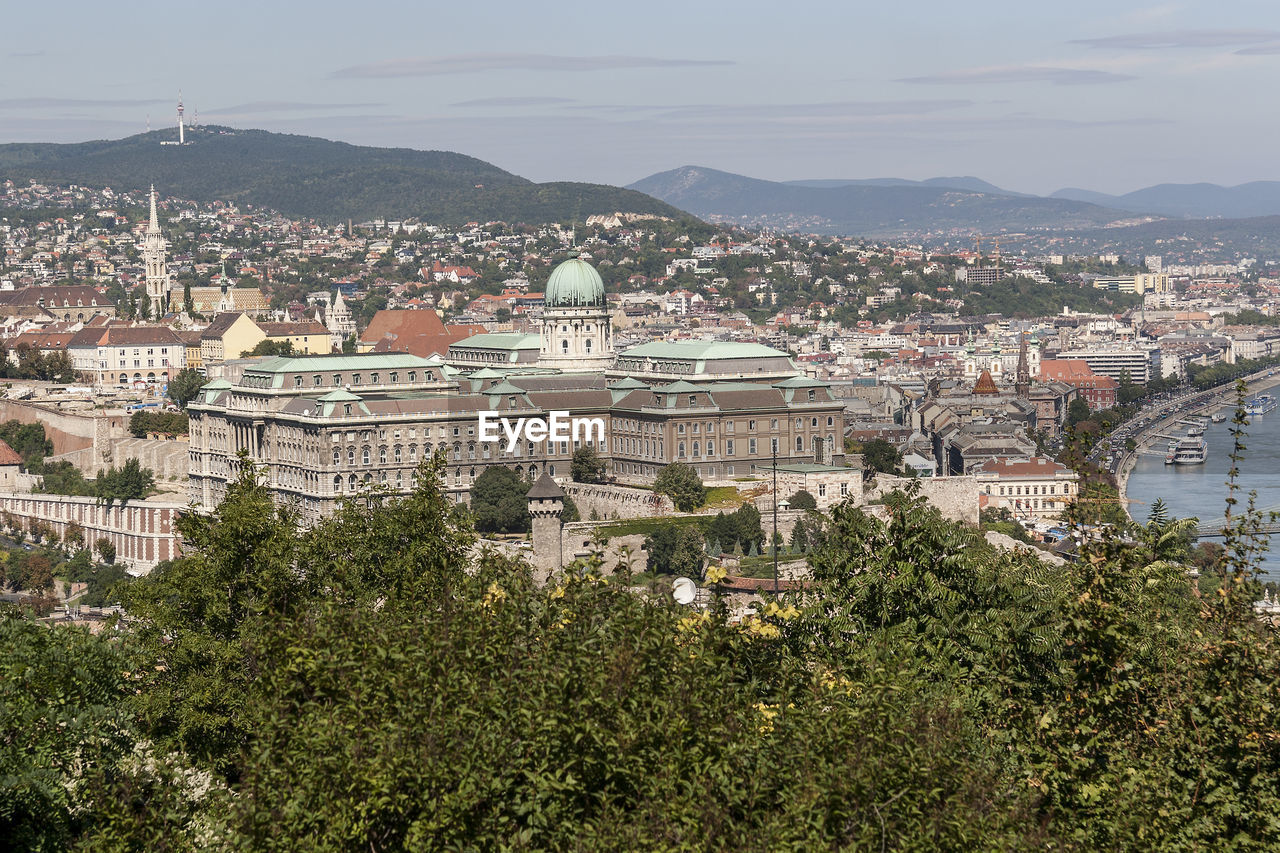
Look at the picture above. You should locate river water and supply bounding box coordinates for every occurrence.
[1125,408,1280,580]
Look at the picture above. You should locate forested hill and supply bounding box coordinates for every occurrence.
[0,127,686,224]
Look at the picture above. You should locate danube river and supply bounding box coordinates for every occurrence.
[1125,408,1280,580]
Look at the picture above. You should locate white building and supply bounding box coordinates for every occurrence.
[68,324,187,389]
[974,456,1078,521]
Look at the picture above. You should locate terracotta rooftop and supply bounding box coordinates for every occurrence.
[0,438,23,466]
[972,369,1000,395]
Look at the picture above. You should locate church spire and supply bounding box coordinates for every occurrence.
[1015,332,1031,397]
[147,185,161,235]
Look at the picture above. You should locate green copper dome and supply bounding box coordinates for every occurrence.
[545,254,606,308]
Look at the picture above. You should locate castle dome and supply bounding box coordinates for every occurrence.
[545,253,606,308]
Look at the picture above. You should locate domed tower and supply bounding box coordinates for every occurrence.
[538,253,613,372]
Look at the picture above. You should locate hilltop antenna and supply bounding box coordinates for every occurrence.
[177,92,185,145]
[146,113,151,133]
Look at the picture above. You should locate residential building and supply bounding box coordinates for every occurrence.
[68,324,186,388]
[974,456,1078,521]
[1039,359,1119,410]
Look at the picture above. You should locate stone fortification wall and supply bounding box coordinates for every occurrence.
[104,438,189,481]
[866,475,980,525]
[560,525,649,576]
[45,437,189,482]
[563,483,672,521]
[0,400,126,463]
[0,492,182,574]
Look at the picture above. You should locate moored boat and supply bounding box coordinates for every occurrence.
[1172,436,1207,465]
[1247,394,1278,416]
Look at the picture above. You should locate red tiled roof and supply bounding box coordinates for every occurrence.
[359,309,454,359]
[0,438,22,466]
[973,456,1074,478]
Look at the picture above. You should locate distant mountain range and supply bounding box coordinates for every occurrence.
[1049,182,1280,219]
[628,166,1280,237]
[784,176,1036,198]
[627,167,1130,237]
[0,127,685,225]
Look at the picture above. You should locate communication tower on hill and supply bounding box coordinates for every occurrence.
[160,94,188,146]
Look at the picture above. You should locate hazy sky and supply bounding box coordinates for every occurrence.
[4,0,1280,194]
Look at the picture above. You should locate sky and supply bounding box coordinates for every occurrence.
[4,0,1280,195]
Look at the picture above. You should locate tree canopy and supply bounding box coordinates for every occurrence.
[653,461,706,512]
[166,368,207,410]
[469,466,531,534]
[570,446,607,484]
[3,415,1280,850]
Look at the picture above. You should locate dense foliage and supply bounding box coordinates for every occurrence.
[2,407,1279,849]
[653,461,706,512]
[0,419,53,468]
[166,368,207,410]
[128,410,189,437]
[570,446,607,484]
[240,339,294,358]
[0,344,77,383]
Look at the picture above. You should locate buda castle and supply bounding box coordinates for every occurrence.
[188,255,849,522]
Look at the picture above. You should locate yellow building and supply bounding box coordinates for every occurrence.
[259,321,332,355]
[200,312,264,365]
[199,315,332,367]
[178,330,204,371]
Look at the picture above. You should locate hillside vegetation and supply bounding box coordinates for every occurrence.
[4,424,1280,850]
[0,127,686,224]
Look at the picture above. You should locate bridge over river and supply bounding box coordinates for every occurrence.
[1191,503,1280,538]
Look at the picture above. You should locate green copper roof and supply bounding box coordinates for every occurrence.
[545,255,606,308]
[618,340,791,361]
[317,389,362,402]
[655,380,702,393]
[772,376,826,388]
[248,353,436,373]
[449,333,540,351]
[485,380,527,396]
[608,377,648,390]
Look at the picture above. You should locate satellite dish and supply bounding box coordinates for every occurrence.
[672,577,697,605]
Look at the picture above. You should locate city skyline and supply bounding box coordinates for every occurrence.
[5,1,1280,194]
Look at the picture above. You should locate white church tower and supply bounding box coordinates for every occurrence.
[140,186,171,314]
[537,253,614,372]
[326,290,357,349]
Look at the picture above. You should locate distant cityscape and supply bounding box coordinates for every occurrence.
[1,174,1278,574]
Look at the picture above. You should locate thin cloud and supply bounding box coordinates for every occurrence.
[1072,29,1280,49]
[203,101,382,115]
[451,96,577,108]
[9,50,43,58]
[899,66,1136,85]
[0,97,169,110]
[333,53,733,78]
[567,100,971,119]
[1235,43,1280,56]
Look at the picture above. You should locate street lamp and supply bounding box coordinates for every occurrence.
[775,498,790,593]
[771,442,778,591]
